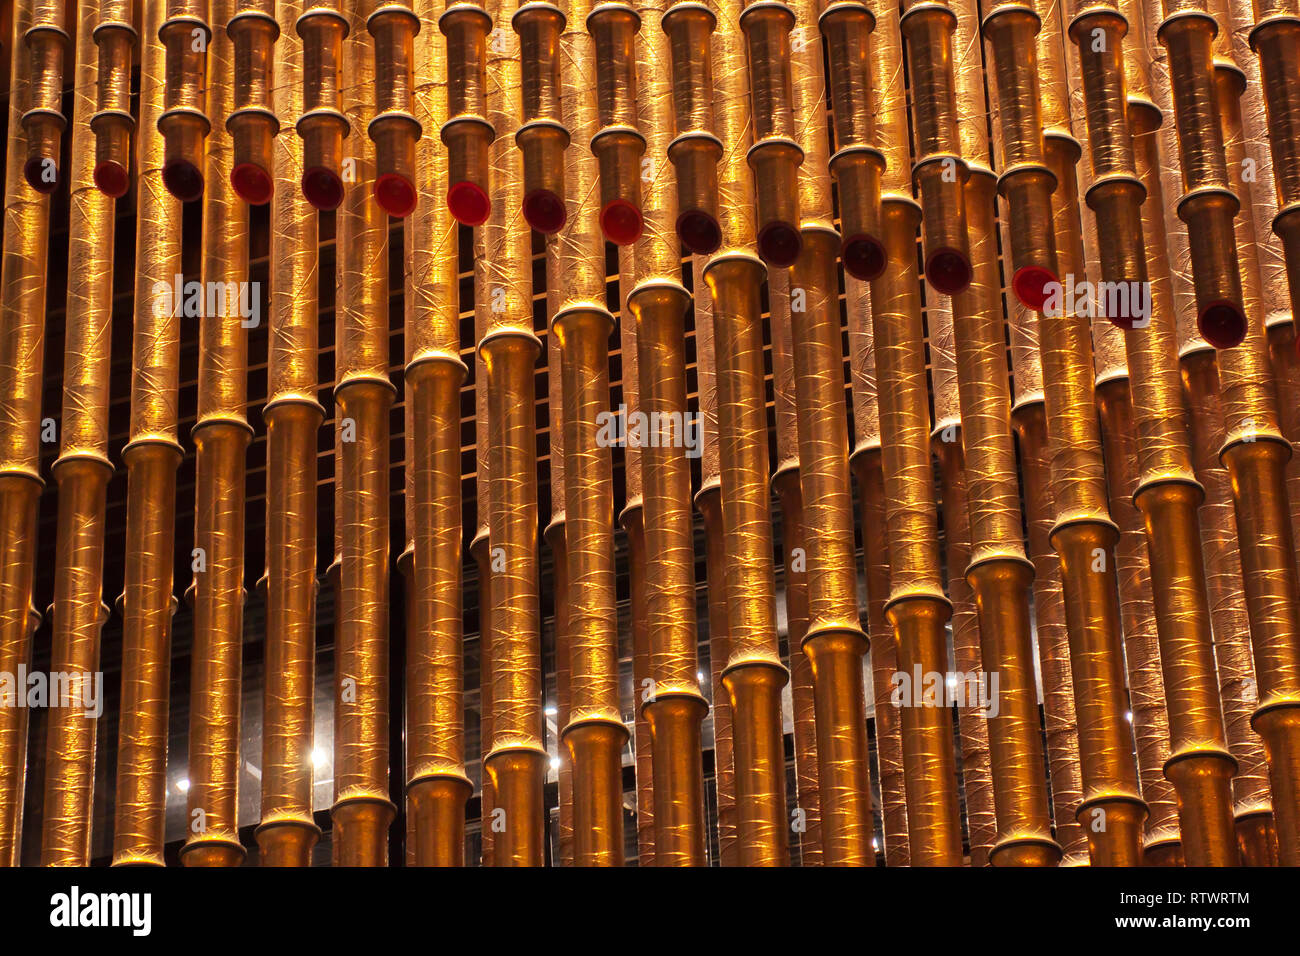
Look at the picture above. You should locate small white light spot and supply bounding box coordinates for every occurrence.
[1124,711,1133,723]
[544,705,557,717]
[176,778,190,793]
[312,747,328,768]
[550,757,561,770]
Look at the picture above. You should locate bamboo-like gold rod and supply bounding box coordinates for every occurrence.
[703,0,788,865]
[296,3,349,209]
[480,0,547,865]
[514,0,568,232]
[663,2,722,253]
[867,0,961,864]
[1070,0,1238,866]
[91,0,136,197]
[39,0,115,868]
[784,0,872,864]
[228,2,280,204]
[899,0,972,296]
[369,2,422,216]
[406,0,472,866]
[846,275,908,865]
[630,0,707,866]
[442,0,494,224]
[770,270,821,865]
[21,0,68,194]
[588,3,645,244]
[330,1,397,865]
[692,255,737,865]
[159,1,212,201]
[1156,0,1246,346]
[112,0,186,865]
[257,0,323,866]
[819,1,884,280]
[181,0,251,868]
[949,0,1058,865]
[552,0,627,865]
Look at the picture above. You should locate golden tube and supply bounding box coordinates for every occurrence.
[367,4,422,216]
[480,0,546,865]
[91,0,136,198]
[159,1,212,201]
[818,2,884,280]
[663,2,721,253]
[770,270,821,865]
[514,0,568,232]
[899,0,971,295]
[38,0,114,867]
[845,274,908,865]
[256,0,323,867]
[701,0,788,866]
[947,0,1059,865]
[982,1,1059,309]
[1156,0,1246,346]
[405,0,472,866]
[20,0,68,194]
[0,0,51,866]
[630,0,708,866]
[296,4,349,209]
[1247,1,1300,337]
[692,255,737,865]
[330,3,397,865]
[227,3,280,205]
[589,2,645,244]
[111,0,185,866]
[442,0,493,224]
[551,0,627,865]
[738,0,802,265]
[181,0,250,869]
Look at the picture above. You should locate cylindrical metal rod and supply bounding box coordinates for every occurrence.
[91,0,137,197]
[552,0,627,865]
[818,1,884,280]
[513,0,569,232]
[846,275,908,865]
[296,2,349,208]
[868,0,962,865]
[112,0,186,865]
[948,0,1058,866]
[331,0,397,866]
[442,0,494,224]
[703,0,789,865]
[480,0,547,865]
[692,255,737,865]
[21,0,69,194]
[589,2,646,244]
[1070,0,1239,866]
[663,1,722,254]
[784,0,872,864]
[1156,0,1247,347]
[899,0,972,296]
[406,0,472,867]
[630,0,708,866]
[369,2,423,216]
[227,2,281,204]
[39,0,116,868]
[159,1,213,201]
[770,270,821,865]
[257,0,323,866]
[182,0,251,869]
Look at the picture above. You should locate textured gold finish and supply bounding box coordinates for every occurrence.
[159,1,212,201]
[589,3,645,244]
[256,0,323,867]
[296,4,349,209]
[368,4,422,216]
[631,0,708,866]
[480,0,547,864]
[227,2,281,205]
[40,0,114,867]
[442,0,493,224]
[663,2,722,254]
[91,0,136,198]
[514,0,568,233]
[181,0,251,868]
[21,0,68,195]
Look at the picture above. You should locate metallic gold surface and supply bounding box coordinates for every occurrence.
[159,0,212,201]
[514,0,568,232]
[21,0,68,194]
[227,2,280,205]
[368,3,422,216]
[589,2,645,244]
[441,0,493,223]
[663,2,721,253]
[91,0,136,198]
[256,0,323,866]
[295,3,349,209]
